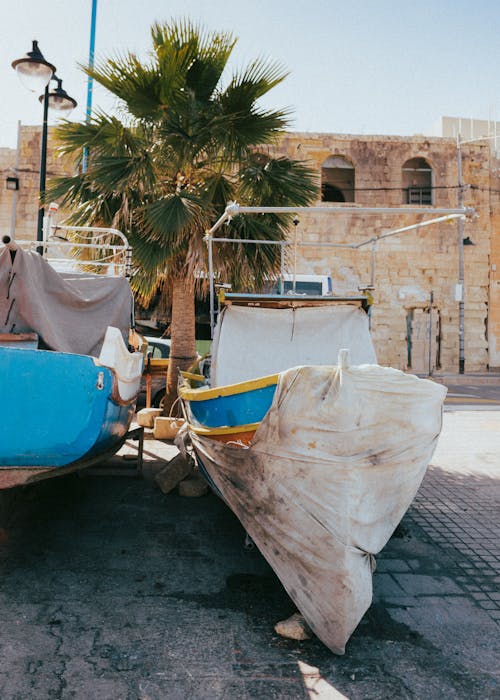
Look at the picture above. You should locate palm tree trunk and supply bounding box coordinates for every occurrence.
[163,274,197,415]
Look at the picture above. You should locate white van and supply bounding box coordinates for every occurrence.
[266,274,333,296]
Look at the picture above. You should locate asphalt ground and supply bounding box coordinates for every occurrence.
[0,396,498,699]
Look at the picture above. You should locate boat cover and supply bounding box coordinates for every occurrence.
[0,246,133,357]
[211,304,376,386]
[188,359,447,654]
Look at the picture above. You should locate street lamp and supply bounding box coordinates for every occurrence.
[11,40,77,252]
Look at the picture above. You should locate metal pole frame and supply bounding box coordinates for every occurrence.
[457,136,465,374]
[36,84,50,254]
[208,235,215,337]
[82,0,98,173]
[205,204,474,343]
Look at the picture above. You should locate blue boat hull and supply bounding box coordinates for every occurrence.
[180,378,278,430]
[0,347,136,487]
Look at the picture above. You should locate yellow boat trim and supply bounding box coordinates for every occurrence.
[149,358,169,369]
[180,370,205,382]
[179,373,279,402]
[189,422,260,436]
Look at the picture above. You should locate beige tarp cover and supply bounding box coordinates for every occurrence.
[211,305,377,386]
[0,246,133,357]
[190,362,446,654]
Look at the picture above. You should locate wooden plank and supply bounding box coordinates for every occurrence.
[0,333,38,342]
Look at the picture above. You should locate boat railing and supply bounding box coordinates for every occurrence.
[1,224,132,278]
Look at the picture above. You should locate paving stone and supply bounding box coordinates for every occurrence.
[0,409,499,699]
[374,558,411,573]
[478,600,499,610]
[391,574,463,596]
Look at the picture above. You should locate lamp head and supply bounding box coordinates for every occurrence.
[12,40,56,93]
[39,78,77,114]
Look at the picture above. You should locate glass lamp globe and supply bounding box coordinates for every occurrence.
[12,40,55,94]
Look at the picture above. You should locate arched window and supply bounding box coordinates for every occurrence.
[402,157,433,205]
[321,156,355,202]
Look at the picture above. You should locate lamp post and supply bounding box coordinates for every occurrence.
[12,40,77,252]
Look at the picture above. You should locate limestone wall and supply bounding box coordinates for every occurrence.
[274,133,492,373]
[0,125,74,243]
[488,154,500,368]
[0,146,17,239]
[3,125,497,373]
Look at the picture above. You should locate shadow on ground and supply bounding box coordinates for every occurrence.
[0,470,498,699]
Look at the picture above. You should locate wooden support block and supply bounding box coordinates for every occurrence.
[136,408,162,428]
[179,474,209,498]
[154,454,193,494]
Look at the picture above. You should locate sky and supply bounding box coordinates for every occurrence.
[1,0,500,149]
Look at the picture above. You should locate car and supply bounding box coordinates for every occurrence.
[138,337,209,408]
[145,336,171,360]
[136,337,171,409]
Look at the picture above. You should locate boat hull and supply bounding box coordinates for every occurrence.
[185,364,447,654]
[0,347,136,488]
[179,375,278,430]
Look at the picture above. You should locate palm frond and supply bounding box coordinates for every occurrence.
[138,193,208,252]
[238,156,319,206]
[227,57,289,100]
[48,17,319,321]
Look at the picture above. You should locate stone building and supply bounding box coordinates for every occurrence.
[0,126,72,243]
[1,125,499,373]
[273,132,498,374]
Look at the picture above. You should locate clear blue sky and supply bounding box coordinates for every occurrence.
[2,0,500,148]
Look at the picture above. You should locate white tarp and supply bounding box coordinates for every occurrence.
[0,246,133,357]
[211,304,376,386]
[190,360,447,654]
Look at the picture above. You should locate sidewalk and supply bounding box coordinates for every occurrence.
[0,411,498,698]
[431,372,500,386]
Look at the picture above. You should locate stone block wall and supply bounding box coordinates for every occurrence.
[274,133,492,372]
[2,125,498,373]
[488,154,500,368]
[0,125,74,243]
[0,146,17,239]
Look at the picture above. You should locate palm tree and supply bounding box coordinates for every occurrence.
[48,19,318,409]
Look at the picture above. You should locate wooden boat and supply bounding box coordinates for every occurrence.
[0,230,143,489]
[179,293,447,654]
[179,292,375,443]
[180,373,278,446]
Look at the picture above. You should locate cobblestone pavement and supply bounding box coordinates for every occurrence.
[409,467,500,626]
[0,410,498,699]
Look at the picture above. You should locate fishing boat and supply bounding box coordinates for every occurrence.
[177,201,466,653]
[180,291,376,445]
[0,225,143,490]
[179,292,446,654]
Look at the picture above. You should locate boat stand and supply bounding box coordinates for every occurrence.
[86,426,145,478]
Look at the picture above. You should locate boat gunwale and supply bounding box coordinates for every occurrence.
[179,373,279,402]
[219,293,371,312]
[188,422,260,436]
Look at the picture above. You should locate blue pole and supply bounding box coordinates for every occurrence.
[82,0,97,172]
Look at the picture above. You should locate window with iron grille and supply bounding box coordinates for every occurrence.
[406,186,433,205]
[402,157,433,205]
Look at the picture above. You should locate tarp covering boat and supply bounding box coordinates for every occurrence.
[211,304,377,386]
[0,246,133,357]
[188,358,447,654]
[0,244,143,488]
